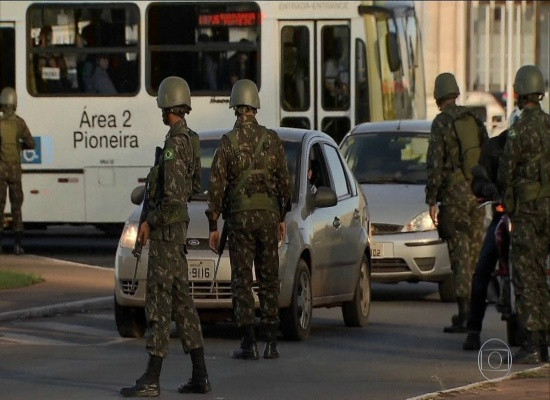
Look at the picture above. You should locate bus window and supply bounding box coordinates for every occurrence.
[147,2,260,95]
[281,117,310,130]
[27,4,140,96]
[405,10,426,118]
[0,25,15,90]
[281,26,310,111]
[321,117,350,144]
[321,25,350,110]
[355,38,370,124]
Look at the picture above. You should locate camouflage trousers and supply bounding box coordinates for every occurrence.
[228,210,280,328]
[145,239,204,358]
[510,197,550,332]
[0,162,24,233]
[445,201,485,300]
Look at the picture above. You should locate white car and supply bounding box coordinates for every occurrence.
[340,120,454,302]
[115,127,372,340]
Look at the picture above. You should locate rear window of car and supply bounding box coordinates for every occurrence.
[199,139,300,202]
[341,132,429,184]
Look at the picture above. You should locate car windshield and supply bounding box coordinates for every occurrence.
[341,132,429,184]
[196,139,300,202]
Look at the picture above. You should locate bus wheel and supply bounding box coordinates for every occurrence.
[114,296,146,338]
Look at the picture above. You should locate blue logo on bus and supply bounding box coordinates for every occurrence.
[21,137,41,164]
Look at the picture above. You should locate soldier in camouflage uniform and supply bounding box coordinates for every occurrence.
[207,79,291,360]
[425,73,486,333]
[0,87,35,255]
[121,77,211,397]
[498,65,550,364]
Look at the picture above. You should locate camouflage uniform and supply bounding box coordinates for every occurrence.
[0,111,35,234]
[426,104,486,302]
[207,114,291,329]
[143,118,203,357]
[498,103,550,333]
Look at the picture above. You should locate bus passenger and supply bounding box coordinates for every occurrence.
[84,55,117,95]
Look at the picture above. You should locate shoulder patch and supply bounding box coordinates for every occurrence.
[507,127,517,139]
[164,147,175,161]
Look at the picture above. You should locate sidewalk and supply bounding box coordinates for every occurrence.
[0,254,548,399]
[0,254,113,321]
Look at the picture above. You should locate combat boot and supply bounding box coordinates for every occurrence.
[539,331,549,363]
[444,297,469,333]
[13,231,24,255]
[263,323,280,359]
[120,354,162,397]
[463,331,481,351]
[178,347,212,394]
[231,324,259,360]
[513,331,540,364]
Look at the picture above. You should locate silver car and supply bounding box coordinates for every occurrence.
[115,128,372,340]
[340,120,454,302]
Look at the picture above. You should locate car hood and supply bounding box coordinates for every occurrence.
[358,184,427,225]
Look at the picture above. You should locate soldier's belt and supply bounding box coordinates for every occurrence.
[230,193,279,213]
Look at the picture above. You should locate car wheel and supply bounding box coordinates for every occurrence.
[506,313,526,347]
[114,296,146,338]
[280,259,312,341]
[438,275,455,303]
[342,254,371,327]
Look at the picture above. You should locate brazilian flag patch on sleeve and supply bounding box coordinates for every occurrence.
[164,147,175,161]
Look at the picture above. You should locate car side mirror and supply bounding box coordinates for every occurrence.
[314,186,337,208]
[131,185,145,205]
[386,32,401,72]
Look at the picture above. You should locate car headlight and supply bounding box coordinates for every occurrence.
[119,221,139,249]
[402,211,436,232]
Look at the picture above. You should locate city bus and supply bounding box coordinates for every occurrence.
[0,1,426,231]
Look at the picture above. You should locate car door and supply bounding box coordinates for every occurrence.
[322,143,362,296]
[305,142,342,299]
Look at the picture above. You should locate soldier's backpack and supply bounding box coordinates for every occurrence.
[448,111,484,181]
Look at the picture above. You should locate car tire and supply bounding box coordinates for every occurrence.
[438,275,455,303]
[342,254,371,327]
[280,259,312,341]
[114,296,146,338]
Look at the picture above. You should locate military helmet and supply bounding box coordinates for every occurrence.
[229,79,260,109]
[433,73,460,101]
[0,87,17,107]
[514,65,545,96]
[157,76,191,109]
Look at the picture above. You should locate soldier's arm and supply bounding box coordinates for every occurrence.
[147,138,189,228]
[18,117,35,150]
[425,120,445,206]
[207,137,230,220]
[191,132,201,195]
[497,130,520,198]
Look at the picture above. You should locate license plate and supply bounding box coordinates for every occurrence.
[371,242,385,258]
[188,260,215,281]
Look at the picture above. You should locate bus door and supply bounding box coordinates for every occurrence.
[0,21,15,89]
[279,21,351,143]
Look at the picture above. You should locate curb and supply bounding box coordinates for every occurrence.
[406,364,549,400]
[0,296,113,322]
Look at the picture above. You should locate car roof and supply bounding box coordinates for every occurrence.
[197,126,334,144]
[348,119,432,136]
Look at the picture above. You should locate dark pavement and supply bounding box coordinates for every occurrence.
[0,253,547,399]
